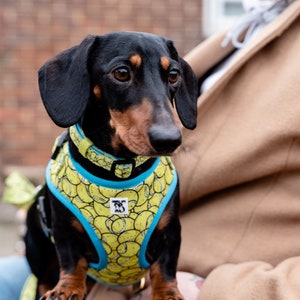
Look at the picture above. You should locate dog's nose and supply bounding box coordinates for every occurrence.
[148,125,182,154]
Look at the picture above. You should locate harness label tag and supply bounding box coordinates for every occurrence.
[110,197,129,215]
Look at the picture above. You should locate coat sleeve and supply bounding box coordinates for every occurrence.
[198,257,300,300]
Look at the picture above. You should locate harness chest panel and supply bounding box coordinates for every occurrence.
[46,142,178,286]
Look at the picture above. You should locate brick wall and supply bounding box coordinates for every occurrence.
[0,0,203,175]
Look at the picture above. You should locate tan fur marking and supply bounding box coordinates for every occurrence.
[156,210,171,231]
[109,99,155,155]
[168,99,181,125]
[42,258,88,299]
[129,54,142,68]
[93,85,101,100]
[38,283,53,296]
[71,218,85,233]
[160,56,170,70]
[150,262,184,300]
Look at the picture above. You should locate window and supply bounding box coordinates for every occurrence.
[202,0,245,37]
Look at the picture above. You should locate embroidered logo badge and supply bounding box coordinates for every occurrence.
[110,198,129,214]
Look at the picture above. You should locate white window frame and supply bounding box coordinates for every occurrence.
[202,0,245,37]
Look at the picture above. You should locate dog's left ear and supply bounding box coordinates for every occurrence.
[38,35,97,127]
[166,41,199,130]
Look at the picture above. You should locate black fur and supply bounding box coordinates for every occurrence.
[25,31,198,300]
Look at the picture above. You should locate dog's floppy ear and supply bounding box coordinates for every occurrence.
[176,57,199,129]
[167,41,199,130]
[38,35,97,127]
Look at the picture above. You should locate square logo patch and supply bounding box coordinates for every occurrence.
[110,197,129,215]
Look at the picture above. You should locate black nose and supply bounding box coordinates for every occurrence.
[148,125,182,154]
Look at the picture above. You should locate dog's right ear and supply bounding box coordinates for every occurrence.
[38,35,97,127]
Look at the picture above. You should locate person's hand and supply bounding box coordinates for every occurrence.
[131,272,204,300]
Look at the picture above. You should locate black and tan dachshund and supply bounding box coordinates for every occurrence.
[25,31,198,300]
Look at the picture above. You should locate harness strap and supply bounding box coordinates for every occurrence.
[35,185,55,242]
[69,124,150,178]
[51,130,69,160]
[37,191,53,240]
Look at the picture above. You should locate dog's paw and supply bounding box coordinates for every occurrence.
[39,287,86,300]
[39,268,87,300]
[153,297,184,300]
[152,296,184,300]
[151,280,185,300]
[152,290,185,300]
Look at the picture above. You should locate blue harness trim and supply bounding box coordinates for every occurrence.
[139,171,178,268]
[46,141,178,285]
[46,160,108,269]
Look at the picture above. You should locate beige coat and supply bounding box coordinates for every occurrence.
[173,1,300,299]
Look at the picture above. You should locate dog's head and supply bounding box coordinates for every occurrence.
[38,32,198,156]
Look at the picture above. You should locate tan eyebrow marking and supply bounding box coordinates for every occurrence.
[129,54,142,68]
[93,85,101,100]
[160,56,170,70]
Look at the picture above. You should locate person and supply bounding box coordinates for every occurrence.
[173,0,300,299]
[89,0,300,298]
[0,256,31,300]
[1,0,300,299]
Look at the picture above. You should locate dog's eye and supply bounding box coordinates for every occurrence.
[168,69,180,84]
[113,67,130,82]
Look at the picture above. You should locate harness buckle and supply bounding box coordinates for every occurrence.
[132,276,147,295]
[51,130,69,160]
[37,187,53,239]
[111,159,136,178]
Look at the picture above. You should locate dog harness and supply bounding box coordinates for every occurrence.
[46,124,178,286]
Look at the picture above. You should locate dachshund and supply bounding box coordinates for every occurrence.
[25,31,198,300]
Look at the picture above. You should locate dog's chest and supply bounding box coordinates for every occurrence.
[46,141,178,286]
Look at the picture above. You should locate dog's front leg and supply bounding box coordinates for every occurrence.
[150,262,184,300]
[149,195,184,300]
[41,257,88,300]
[40,194,89,300]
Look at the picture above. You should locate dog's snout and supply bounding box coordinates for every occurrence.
[148,125,182,154]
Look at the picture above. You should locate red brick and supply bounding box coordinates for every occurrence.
[0,0,203,172]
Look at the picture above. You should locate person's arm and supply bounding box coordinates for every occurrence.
[198,257,300,299]
[0,256,31,300]
[183,30,234,79]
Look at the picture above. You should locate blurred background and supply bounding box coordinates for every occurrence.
[0,0,245,256]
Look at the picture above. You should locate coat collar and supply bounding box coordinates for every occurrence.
[185,0,300,101]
